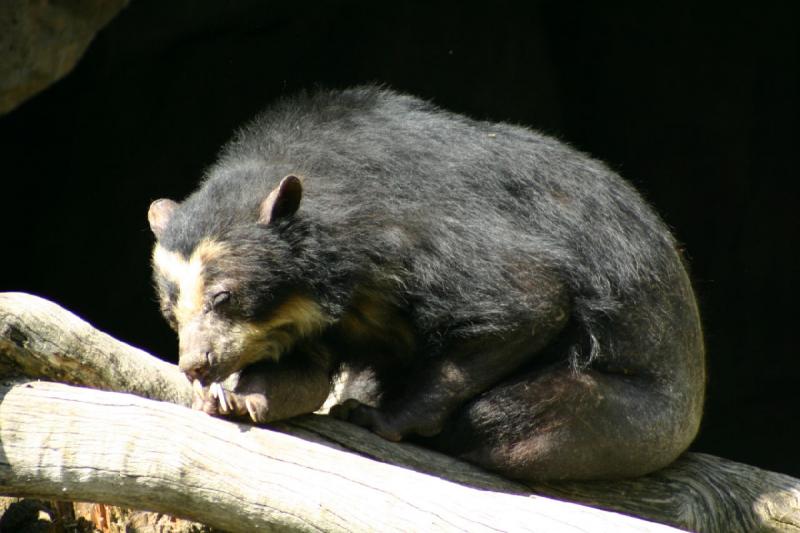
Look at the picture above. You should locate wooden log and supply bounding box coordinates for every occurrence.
[1,292,799,532]
[0,292,190,405]
[0,379,681,532]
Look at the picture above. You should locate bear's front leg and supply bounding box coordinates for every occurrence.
[332,316,566,441]
[191,353,332,424]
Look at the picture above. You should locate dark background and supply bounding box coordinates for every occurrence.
[1,2,797,476]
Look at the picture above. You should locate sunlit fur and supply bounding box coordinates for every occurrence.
[153,236,332,379]
[148,86,705,480]
[232,295,332,364]
[152,239,228,325]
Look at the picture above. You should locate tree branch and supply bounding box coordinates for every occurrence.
[1,292,798,532]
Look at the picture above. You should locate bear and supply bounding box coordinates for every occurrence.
[147,86,705,481]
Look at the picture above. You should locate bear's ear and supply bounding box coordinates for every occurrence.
[148,199,178,240]
[258,175,303,224]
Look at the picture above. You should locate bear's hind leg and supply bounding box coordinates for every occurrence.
[432,364,699,481]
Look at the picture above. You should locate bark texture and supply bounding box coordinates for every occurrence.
[1,292,798,532]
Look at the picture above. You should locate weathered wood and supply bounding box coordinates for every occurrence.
[295,415,800,533]
[1,292,799,532]
[0,379,680,532]
[0,292,190,405]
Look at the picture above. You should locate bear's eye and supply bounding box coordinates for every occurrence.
[211,290,231,309]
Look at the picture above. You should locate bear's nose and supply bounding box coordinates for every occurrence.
[179,351,213,382]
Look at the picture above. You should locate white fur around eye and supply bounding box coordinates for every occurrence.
[153,239,229,324]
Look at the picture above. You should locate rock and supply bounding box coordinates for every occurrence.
[0,0,128,114]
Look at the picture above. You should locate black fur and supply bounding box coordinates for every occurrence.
[154,86,705,480]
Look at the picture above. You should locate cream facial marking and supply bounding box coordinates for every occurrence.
[152,239,229,325]
[230,295,333,365]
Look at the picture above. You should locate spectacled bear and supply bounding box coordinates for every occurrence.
[147,86,705,481]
